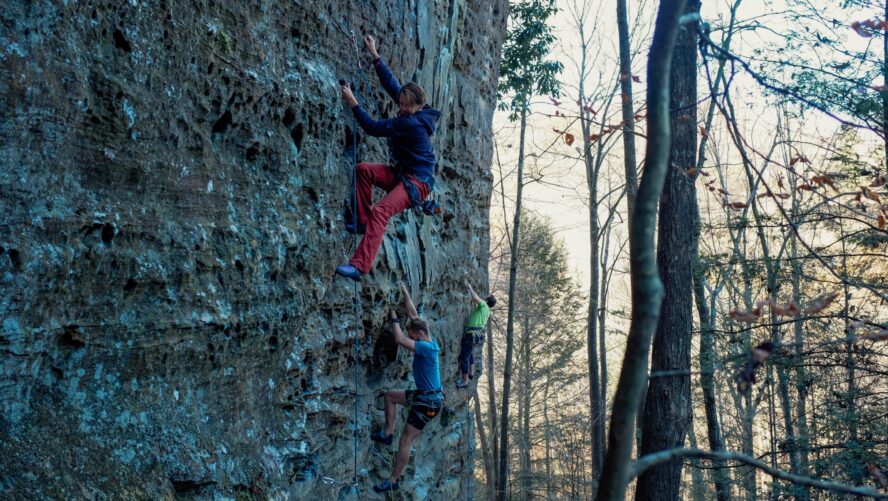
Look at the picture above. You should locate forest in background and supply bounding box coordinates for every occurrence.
[476,0,888,499]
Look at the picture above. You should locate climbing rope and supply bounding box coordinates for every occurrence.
[350,33,361,490]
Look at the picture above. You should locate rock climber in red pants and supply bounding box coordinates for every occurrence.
[336,35,440,281]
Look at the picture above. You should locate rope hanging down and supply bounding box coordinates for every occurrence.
[349,27,361,491]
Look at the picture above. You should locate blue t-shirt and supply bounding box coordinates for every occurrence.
[413,339,442,402]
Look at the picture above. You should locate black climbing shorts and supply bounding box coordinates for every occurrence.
[405,390,441,431]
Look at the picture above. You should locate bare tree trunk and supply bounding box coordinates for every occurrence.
[691,6,736,496]
[520,319,532,500]
[594,0,688,497]
[767,366,779,478]
[475,390,496,501]
[727,94,804,497]
[498,107,528,501]
[579,39,605,477]
[840,237,862,486]
[616,0,639,214]
[883,0,887,175]
[693,275,732,501]
[788,175,810,481]
[487,322,499,488]
[617,0,644,454]
[742,391,757,501]
[636,2,699,499]
[599,214,612,437]
[687,423,706,501]
[544,380,554,500]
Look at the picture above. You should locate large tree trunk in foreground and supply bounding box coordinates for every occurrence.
[636,1,699,499]
[593,0,688,498]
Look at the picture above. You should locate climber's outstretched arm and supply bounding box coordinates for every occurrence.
[464,279,484,307]
[389,310,415,352]
[364,35,401,102]
[399,282,419,320]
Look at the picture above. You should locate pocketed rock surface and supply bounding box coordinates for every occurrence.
[0,1,506,498]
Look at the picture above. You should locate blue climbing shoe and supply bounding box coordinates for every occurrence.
[345,222,366,235]
[335,264,362,281]
[371,430,393,446]
[373,479,400,492]
[455,379,468,389]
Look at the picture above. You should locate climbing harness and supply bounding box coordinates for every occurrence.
[398,169,442,217]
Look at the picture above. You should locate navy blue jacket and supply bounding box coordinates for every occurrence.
[351,58,439,185]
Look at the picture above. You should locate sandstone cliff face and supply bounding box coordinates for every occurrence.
[0,1,506,498]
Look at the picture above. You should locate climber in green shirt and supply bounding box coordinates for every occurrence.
[456,279,496,388]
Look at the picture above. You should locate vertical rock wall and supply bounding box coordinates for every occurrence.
[0,1,507,498]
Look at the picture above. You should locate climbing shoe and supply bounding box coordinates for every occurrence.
[455,380,468,389]
[373,479,400,492]
[371,430,393,446]
[335,264,362,281]
[344,222,366,235]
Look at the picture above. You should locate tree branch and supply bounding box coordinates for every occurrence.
[630,448,888,499]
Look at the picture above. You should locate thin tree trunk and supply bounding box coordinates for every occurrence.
[594,0,688,497]
[475,390,496,501]
[727,95,804,495]
[883,0,887,175]
[742,390,757,501]
[487,322,499,488]
[788,173,810,481]
[544,379,553,500]
[692,6,736,496]
[498,107,528,501]
[579,40,605,477]
[693,272,732,501]
[767,366,779,479]
[617,0,644,453]
[841,237,862,486]
[599,213,612,436]
[687,423,706,501]
[636,2,699,499]
[616,0,639,215]
[521,318,532,500]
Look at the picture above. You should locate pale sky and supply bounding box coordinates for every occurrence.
[491,0,885,295]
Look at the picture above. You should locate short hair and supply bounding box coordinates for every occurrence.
[486,295,497,308]
[399,82,426,107]
[408,318,429,335]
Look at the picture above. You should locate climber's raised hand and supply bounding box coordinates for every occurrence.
[340,83,358,107]
[364,35,379,59]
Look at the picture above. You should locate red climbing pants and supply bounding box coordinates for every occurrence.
[350,162,430,274]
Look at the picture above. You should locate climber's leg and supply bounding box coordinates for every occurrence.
[383,390,407,436]
[349,177,429,274]
[353,162,399,228]
[390,424,423,482]
[456,332,473,388]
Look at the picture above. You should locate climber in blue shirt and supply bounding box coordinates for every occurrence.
[371,283,442,493]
